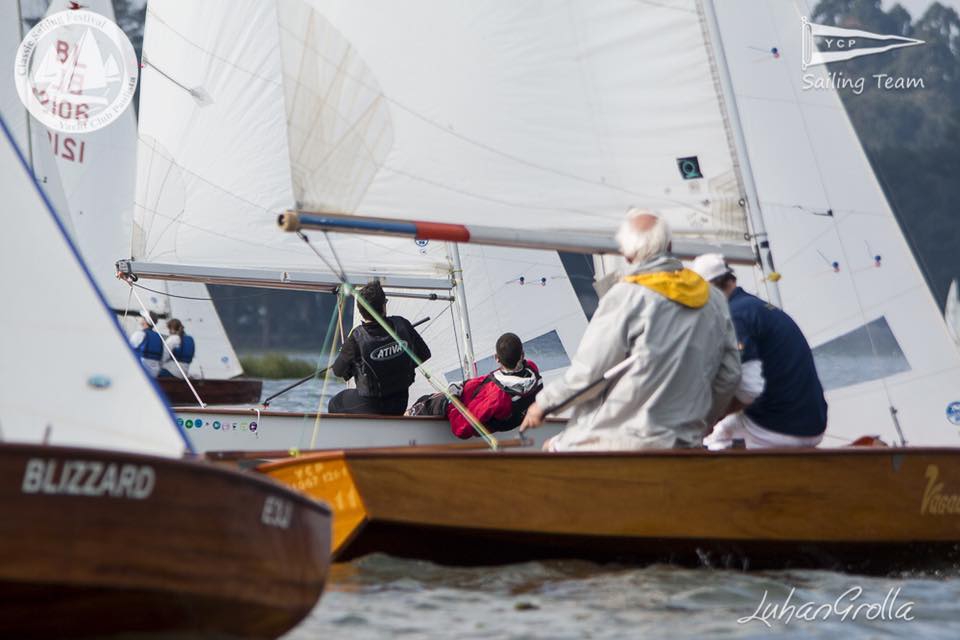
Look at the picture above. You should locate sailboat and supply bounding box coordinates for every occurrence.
[40,0,263,407]
[0,94,330,640]
[122,0,589,452]
[255,0,960,570]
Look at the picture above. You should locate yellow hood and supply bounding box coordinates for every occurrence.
[623,269,710,308]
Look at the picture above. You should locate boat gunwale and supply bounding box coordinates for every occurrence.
[0,442,331,516]
[172,405,567,424]
[256,444,960,472]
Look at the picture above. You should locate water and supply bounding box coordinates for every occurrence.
[283,555,960,639]
[264,384,960,639]
[260,377,347,413]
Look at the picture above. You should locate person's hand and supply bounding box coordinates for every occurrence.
[519,402,546,433]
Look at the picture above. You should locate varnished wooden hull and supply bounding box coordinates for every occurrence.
[0,443,331,639]
[260,447,960,572]
[160,377,263,405]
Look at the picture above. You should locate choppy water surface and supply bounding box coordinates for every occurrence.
[284,555,960,639]
[263,380,960,639]
[260,377,346,413]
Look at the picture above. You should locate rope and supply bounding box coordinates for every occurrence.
[295,232,499,450]
[309,290,346,449]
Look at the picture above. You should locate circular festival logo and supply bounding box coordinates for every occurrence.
[947,402,960,426]
[13,9,138,133]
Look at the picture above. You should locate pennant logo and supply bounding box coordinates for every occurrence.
[801,17,924,70]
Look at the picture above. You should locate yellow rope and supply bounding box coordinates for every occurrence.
[309,290,346,449]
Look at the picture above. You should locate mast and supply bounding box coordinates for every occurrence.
[446,243,477,380]
[700,0,782,307]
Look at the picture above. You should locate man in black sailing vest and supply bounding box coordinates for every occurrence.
[329,281,431,415]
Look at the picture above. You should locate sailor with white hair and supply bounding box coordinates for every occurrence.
[521,209,741,451]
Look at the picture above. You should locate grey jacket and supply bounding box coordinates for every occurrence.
[539,255,741,450]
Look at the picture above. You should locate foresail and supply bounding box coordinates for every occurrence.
[715,0,960,445]
[0,114,187,457]
[165,281,244,379]
[387,246,589,400]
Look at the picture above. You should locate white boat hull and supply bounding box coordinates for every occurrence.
[174,407,564,453]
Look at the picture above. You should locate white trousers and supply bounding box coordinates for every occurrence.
[704,411,823,450]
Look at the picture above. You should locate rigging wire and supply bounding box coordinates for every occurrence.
[295,232,499,449]
[119,275,206,408]
[309,289,346,449]
[127,280,274,302]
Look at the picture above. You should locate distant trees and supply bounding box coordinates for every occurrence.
[813,0,960,308]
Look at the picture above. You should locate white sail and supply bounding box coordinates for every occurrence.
[290,0,750,245]
[43,0,243,380]
[947,280,960,350]
[0,112,187,457]
[134,0,450,281]
[0,2,29,149]
[134,0,755,280]
[714,0,960,445]
[163,281,243,379]
[387,245,589,399]
[1,1,75,240]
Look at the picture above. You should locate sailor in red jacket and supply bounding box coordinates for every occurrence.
[447,333,542,439]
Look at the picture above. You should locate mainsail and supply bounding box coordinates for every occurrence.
[0,112,186,457]
[713,0,960,445]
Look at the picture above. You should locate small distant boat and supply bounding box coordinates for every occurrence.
[260,446,960,572]
[0,84,331,640]
[160,376,263,405]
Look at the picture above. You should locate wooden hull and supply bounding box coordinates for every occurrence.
[160,377,263,406]
[260,447,960,572]
[0,443,331,639]
[176,406,564,453]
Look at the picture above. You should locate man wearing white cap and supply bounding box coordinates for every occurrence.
[691,254,828,449]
